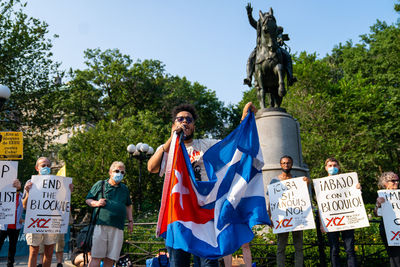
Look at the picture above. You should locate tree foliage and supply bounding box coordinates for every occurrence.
[6,0,399,216]
[0,0,61,183]
[57,48,231,215]
[240,15,400,202]
[59,112,168,213]
[57,48,227,138]
[0,0,61,133]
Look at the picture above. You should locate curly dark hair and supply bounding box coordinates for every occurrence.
[280,155,293,163]
[171,104,198,122]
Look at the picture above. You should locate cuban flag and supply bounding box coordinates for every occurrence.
[156,112,270,259]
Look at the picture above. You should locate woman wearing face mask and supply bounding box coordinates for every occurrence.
[374,172,400,267]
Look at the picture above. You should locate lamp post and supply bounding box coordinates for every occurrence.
[0,84,11,111]
[127,142,154,213]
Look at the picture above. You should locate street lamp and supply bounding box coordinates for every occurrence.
[0,84,11,111]
[127,142,154,213]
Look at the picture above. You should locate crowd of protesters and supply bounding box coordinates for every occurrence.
[0,157,133,267]
[0,104,399,267]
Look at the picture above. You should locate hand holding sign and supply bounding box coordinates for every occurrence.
[12,179,21,190]
[376,197,385,207]
[24,181,33,192]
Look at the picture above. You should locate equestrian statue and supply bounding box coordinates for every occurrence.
[244,3,297,109]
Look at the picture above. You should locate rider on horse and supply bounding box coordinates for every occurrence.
[244,3,296,88]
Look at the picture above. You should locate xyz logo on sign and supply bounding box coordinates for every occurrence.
[391,231,400,241]
[28,218,51,229]
[326,216,345,227]
[275,218,293,229]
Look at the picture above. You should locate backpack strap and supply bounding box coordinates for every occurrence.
[90,180,105,225]
[83,180,106,265]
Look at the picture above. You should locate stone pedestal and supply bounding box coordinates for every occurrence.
[255,110,309,196]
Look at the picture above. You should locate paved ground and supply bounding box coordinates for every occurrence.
[0,253,74,266]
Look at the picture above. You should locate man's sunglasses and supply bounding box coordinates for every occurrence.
[113,170,125,175]
[175,116,194,124]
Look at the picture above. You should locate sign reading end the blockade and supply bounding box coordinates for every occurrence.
[24,175,72,234]
[313,172,369,232]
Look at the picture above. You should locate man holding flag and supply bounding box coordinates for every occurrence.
[148,102,269,266]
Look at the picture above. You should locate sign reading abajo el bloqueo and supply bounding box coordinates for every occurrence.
[313,172,369,232]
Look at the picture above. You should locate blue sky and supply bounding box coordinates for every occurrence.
[25,0,398,105]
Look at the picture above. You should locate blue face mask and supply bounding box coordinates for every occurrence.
[328,167,339,175]
[113,172,124,183]
[39,167,51,175]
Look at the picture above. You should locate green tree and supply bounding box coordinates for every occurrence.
[0,0,61,133]
[57,48,232,215]
[238,10,400,202]
[0,0,62,183]
[57,48,228,138]
[59,111,169,215]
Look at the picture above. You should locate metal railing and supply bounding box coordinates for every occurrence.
[69,220,389,267]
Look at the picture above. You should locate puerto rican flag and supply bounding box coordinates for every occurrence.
[156,112,270,259]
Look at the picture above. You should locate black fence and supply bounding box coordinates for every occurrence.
[69,220,389,267]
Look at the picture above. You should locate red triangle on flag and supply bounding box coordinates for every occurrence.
[157,134,214,237]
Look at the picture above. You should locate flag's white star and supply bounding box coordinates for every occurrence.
[171,169,190,209]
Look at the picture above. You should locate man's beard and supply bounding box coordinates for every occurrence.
[282,168,292,174]
[184,133,193,140]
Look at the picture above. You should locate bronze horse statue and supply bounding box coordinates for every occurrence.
[254,8,287,109]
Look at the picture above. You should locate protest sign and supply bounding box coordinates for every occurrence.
[378,190,400,246]
[268,177,315,234]
[24,175,72,234]
[313,172,369,232]
[0,132,23,160]
[0,161,18,224]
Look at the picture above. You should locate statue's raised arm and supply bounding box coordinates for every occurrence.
[246,3,257,29]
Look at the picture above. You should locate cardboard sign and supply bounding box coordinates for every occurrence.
[0,161,18,224]
[313,172,369,232]
[24,175,72,234]
[378,190,400,246]
[0,132,23,160]
[268,177,315,234]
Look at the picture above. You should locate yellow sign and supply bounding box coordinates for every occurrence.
[0,132,23,160]
[57,165,66,176]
